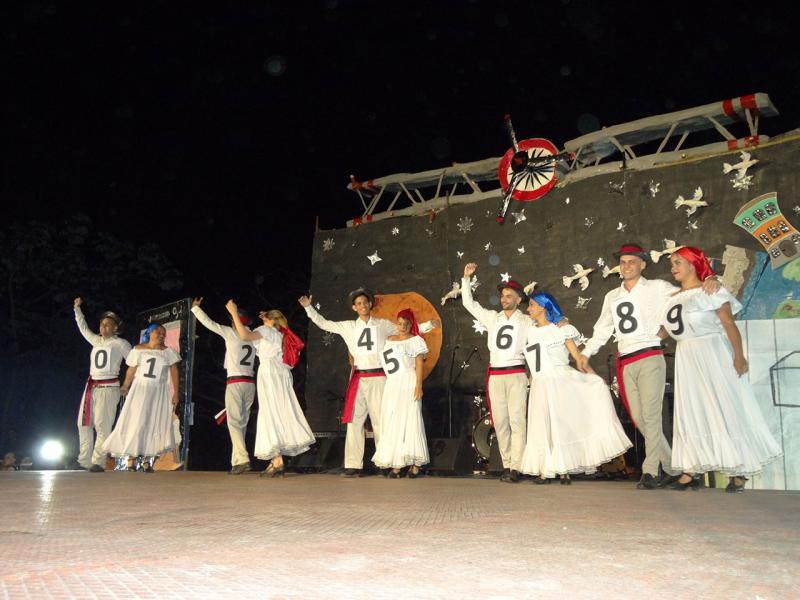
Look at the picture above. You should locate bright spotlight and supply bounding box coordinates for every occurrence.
[40,440,64,461]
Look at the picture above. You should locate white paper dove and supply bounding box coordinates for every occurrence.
[649,239,685,263]
[523,281,538,295]
[674,187,708,216]
[722,151,758,177]
[440,282,462,306]
[562,264,594,291]
[602,265,622,279]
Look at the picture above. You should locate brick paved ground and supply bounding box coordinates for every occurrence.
[1,471,798,599]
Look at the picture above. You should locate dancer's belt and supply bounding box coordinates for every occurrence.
[615,346,664,427]
[342,368,386,424]
[484,364,526,425]
[227,376,256,385]
[82,377,119,427]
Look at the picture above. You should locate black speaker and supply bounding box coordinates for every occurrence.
[425,437,473,475]
[288,437,344,471]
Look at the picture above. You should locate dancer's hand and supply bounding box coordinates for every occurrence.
[430,319,440,329]
[733,355,748,376]
[171,394,179,407]
[120,385,130,397]
[464,263,477,278]
[192,297,203,308]
[575,354,591,374]
[702,276,721,295]
[413,385,423,401]
[225,299,238,315]
[73,297,82,308]
[298,295,312,307]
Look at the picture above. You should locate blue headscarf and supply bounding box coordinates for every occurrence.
[141,322,161,343]
[530,291,565,324]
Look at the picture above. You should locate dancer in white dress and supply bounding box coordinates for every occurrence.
[226,301,314,478]
[72,297,131,472]
[662,246,782,492]
[103,323,181,472]
[372,309,430,478]
[520,291,632,484]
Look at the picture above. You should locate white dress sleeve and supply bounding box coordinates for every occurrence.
[126,348,141,367]
[559,324,582,342]
[695,287,743,316]
[408,336,429,357]
[165,347,182,366]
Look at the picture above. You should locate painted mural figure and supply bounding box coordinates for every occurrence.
[461,262,530,483]
[72,297,131,472]
[226,301,314,478]
[299,289,436,477]
[575,243,719,490]
[661,247,782,492]
[191,297,257,475]
[372,309,430,478]
[519,291,631,484]
[102,323,181,472]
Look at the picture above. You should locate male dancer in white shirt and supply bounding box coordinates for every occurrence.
[299,288,436,477]
[191,298,256,474]
[461,263,530,483]
[575,244,718,489]
[73,297,131,472]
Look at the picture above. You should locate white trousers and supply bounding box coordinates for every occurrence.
[344,376,386,469]
[225,382,256,466]
[488,372,528,471]
[77,385,121,468]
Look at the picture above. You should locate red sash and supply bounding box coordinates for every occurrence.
[484,366,527,425]
[226,376,256,385]
[615,347,664,427]
[342,368,385,424]
[81,377,119,426]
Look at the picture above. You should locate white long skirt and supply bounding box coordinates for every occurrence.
[372,371,429,468]
[672,334,781,476]
[520,367,632,477]
[254,362,314,460]
[102,380,175,457]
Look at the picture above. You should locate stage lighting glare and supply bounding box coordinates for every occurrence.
[40,440,64,461]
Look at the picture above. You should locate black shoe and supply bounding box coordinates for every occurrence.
[726,476,747,493]
[89,464,105,473]
[656,472,682,488]
[560,475,572,485]
[636,473,658,490]
[407,466,420,479]
[143,465,155,473]
[260,464,285,478]
[388,470,401,479]
[228,462,252,475]
[533,477,550,485]
[499,468,511,482]
[508,470,520,483]
[341,468,362,478]
[670,474,701,491]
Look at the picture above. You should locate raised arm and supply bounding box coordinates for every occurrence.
[460,263,494,327]
[191,298,227,337]
[225,300,262,341]
[717,302,748,376]
[298,295,349,336]
[73,298,103,346]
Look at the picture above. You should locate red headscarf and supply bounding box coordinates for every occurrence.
[674,246,715,281]
[278,325,305,368]
[396,308,420,337]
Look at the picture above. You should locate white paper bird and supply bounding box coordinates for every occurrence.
[523,281,538,295]
[596,257,606,268]
[674,187,707,216]
[617,222,627,232]
[649,239,684,263]
[562,264,595,291]
[440,282,462,306]
[517,246,526,255]
[722,151,758,177]
[469,276,480,292]
[575,297,592,310]
[456,251,464,259]
[602,265,622,279]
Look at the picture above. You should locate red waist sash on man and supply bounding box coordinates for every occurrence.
[484,364,527,425]
[342,367,386,424]
[81,377,119,427]
[615,346,664,427]
[226,376,256,385]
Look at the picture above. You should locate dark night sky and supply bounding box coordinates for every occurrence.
[3,1,800,462]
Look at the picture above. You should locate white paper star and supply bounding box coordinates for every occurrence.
[584,217,595,228]
[500,272,511,283]
[484,242,492,251]
[793,205,800,215]
[617,222,627,232]
[517,246,525,255]
[321,331,336,347]
[511,209,527,225]
[456,251,464,259]
[575,296,592,310]
[472,320,488,335]
[367,251,382,265]
[686,220,699,231]
[648,180,661,198]
[322,238,335,252]
[457,216,474,233]
[391,227,400,235]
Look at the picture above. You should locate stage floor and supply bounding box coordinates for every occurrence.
[1,471,798,599]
